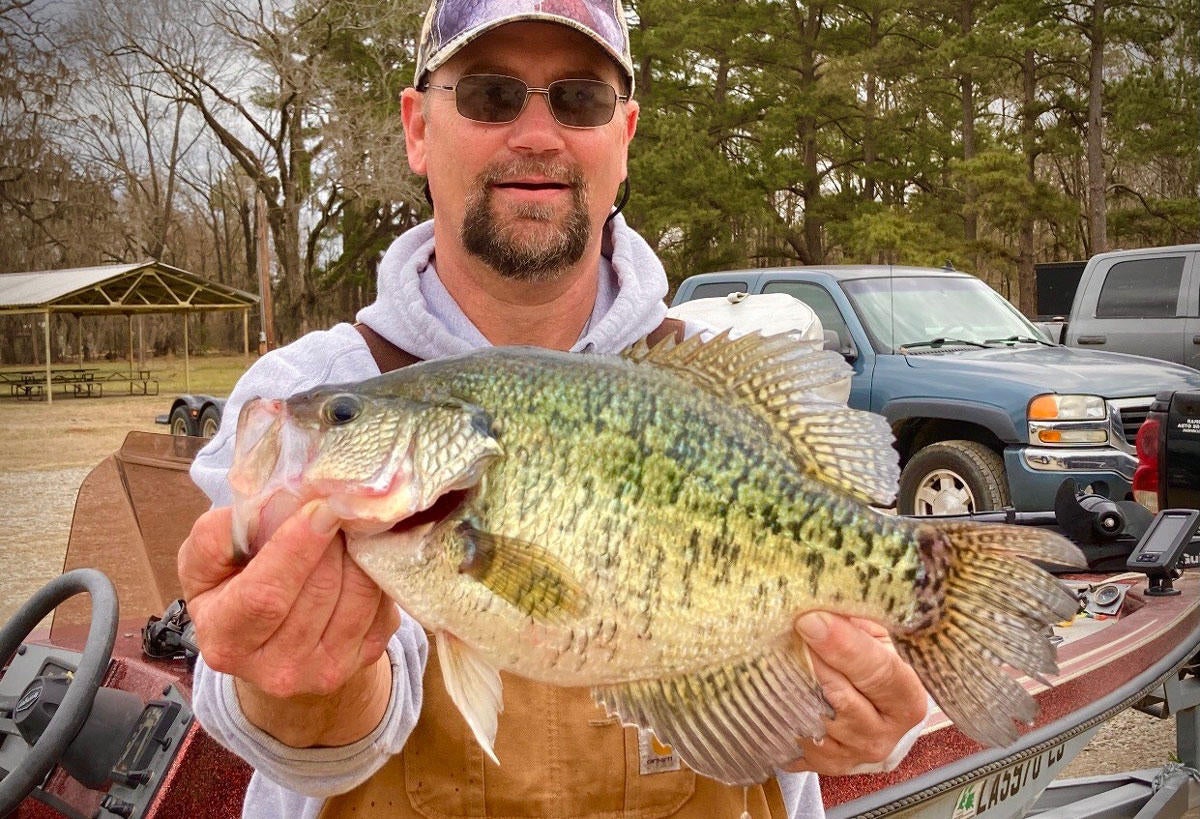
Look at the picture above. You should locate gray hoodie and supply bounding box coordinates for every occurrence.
[189,217,825,818]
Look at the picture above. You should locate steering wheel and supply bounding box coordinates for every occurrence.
[0,569,118,813]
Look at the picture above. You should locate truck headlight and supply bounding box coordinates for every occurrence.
[1028,394,1109,445]
[1029,394,1107,421]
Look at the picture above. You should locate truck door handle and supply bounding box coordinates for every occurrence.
[1193,335,1200,345]
[1077,335,1107,345]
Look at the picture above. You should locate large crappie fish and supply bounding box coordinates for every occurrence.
[229,331,1085,786]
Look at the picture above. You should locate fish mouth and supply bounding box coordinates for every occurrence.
[389,488,473,534]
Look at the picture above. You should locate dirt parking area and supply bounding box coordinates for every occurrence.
[0,392,1190,791]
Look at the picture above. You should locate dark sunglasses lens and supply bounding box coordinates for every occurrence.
[455,75,528,123]
[549,79,617,127]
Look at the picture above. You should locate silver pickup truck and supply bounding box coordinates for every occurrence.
[1038,244,1200,369]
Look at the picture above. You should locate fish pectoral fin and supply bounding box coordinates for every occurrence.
[435,631,503,766]
[592,644,833,786]
[456,522,589,623]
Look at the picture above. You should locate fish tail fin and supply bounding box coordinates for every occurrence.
[893,522,1085,746]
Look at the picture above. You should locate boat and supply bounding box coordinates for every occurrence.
[824,569,1200,817]
[2,431,1199,817]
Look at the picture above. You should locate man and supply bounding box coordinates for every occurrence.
[177,1,929,816]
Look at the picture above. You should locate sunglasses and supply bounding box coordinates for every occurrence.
[424,74,628,129]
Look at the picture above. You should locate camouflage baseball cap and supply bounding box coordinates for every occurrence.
[414,0,634,94]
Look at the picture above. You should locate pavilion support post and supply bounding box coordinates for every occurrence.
[128,315,135,376]
[243,309,250,359]
[76,314,83,364]
[43,310,52,404]
[43,309,53,401]
[183,311,191,393]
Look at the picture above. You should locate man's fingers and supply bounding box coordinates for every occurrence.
[314,549,387,654]
[206,501,345,655]
[361,598,403,664]
[235,501,342,597]
[178,506,240,601]
[796,612,917,708]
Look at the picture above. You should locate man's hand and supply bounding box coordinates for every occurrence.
[178,502,401,748]
[784,612,928,776]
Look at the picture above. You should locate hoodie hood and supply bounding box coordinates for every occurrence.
[356,216,669,359]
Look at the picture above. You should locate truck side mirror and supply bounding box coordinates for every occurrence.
[824,329,857,362]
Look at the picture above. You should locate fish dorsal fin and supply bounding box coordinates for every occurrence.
[456,521,590,624]
[593,640,832,786]
[435,630,504,765]
[625,330,898,506]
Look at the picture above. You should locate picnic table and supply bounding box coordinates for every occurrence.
[0,367,102,399]
[0,366,160,398]
[103,367,160,396]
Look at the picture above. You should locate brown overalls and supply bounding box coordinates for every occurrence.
[319,641,787,818]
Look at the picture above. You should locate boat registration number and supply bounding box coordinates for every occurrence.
[950,743,1067,818]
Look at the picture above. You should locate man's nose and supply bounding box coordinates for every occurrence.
[507,90,565,152]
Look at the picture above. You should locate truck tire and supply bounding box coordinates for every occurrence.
[169,406,193,437]
[897,440,1010,516]
[199,406,222,439]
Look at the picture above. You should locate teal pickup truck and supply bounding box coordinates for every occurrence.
[671,265,1200,516]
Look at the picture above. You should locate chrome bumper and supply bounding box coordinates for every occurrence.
[1021,446,1138,482]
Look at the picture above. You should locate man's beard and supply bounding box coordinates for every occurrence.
[460,160,592,282]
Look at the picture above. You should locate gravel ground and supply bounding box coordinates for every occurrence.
[0,396,162,624]
[0,393,1191,797]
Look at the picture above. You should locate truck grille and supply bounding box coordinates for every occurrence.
[1110,398,1152,445]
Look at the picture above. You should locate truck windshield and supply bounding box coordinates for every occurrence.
[842,275,1049,354]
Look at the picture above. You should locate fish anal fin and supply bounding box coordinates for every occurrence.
[623,331,898,507]
[457,522,589,623]
[435,631,503,765]
[593,644,832,786]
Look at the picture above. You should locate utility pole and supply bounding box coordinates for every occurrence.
[256,191,276,353]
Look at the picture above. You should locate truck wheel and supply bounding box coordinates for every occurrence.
[199,406,222,439]
[169,406,193,437]
[897,440,1010,516]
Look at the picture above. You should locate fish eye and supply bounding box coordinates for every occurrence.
[322,394,362,426]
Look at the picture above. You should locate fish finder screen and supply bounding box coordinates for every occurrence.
[1154,514,1191,545]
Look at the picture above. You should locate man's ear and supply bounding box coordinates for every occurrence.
[618,98,639,178]
[401,88,428,175]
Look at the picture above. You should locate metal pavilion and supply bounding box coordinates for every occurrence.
[0,260,259,402]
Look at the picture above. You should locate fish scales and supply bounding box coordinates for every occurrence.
[231,333,1087,786]
[333,352,917,672]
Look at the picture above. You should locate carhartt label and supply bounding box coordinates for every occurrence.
[638,727,682,774]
